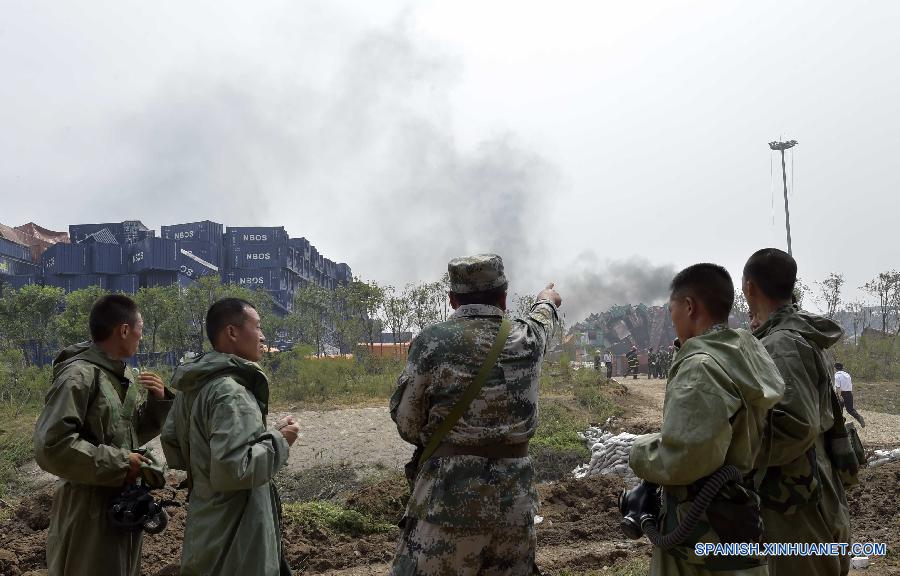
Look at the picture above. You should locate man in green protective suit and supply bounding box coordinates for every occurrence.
[34,294,174,576]
[161,298,300,576]
[629,263,785,575]
[742,248,851,576]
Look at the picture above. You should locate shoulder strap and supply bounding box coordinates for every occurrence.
[94,368,141,449]
[417,317,512,468]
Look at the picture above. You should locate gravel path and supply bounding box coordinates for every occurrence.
[270,406,414,472]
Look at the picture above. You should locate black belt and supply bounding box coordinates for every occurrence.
[431,442,529,459]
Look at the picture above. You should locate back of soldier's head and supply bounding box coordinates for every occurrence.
[743,248,797,301]
[90,294,139,342]
[669,263,734,324]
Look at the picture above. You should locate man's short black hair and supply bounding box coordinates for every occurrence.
[669,263,734,323]
[206,298,257,347]
[835,362,844,370]
[451,284,508,306]
[90,294,139,342]
[743,248,797,301]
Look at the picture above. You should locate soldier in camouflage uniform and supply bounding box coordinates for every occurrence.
[390,254,561,576]
[743,249,851,576]
[630,264,784,575]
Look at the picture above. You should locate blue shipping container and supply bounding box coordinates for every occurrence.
[108,274,139,294]
[0,255,40,276]
[177,240,223,266]
[177,249,219,279]
[91,244,127,274]
[67,274,108,292]
[44,274,107,292]
[130,238,178,273]
[70,223,125,245]
[1,274,39,291]
[227,244,291,270]
[224,269,290,291]
[162,220,224,244]
[269,290,294,312]
[0,237,33,262]
[177,274,195,289]
[140,271,178,288]
[43,244,89,275]
[226,227,289,246]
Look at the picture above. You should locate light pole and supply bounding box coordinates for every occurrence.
[768,139,798,255]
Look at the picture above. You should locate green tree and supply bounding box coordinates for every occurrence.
[408,281,445,333]
[0,285,65,365]
[290,284,334,356]
[54,286,107,348]
[332,279,384,354]
[134,285,178,355]
[382,285,412,347]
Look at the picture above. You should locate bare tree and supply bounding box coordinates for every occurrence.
[846,300,871,344]
[731,291,750,329]
[793,277,812,309]
[382,285,413,347]
[815,272,845,319]
[862,271,900,333]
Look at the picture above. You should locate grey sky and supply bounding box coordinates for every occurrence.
[2,1,898,323]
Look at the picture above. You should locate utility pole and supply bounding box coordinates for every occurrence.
[768,139,798,255]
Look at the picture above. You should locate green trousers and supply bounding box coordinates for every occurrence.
[762,500,850,576]
[651,548,768,575]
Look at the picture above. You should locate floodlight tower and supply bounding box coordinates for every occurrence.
[769,139,798,256]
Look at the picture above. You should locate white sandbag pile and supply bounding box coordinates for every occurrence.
[866,447,900,468]
[572,426,641,486]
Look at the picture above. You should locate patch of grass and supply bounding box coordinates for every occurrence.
[852,380,900,415]
[282,500,395,536]
[532,401,590,453]
[0,408,39,498]
[266,349,402,406]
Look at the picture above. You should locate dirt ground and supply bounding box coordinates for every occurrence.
[1,376,898,575]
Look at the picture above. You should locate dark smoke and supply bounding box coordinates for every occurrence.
[63,15,676,314]
[556,252,678,325]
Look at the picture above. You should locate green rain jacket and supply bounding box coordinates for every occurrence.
[630,326,785,569]
[753,306,850,558]
[161,351,291,576]
[33,342,173,576]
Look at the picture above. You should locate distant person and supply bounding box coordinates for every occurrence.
[647,347,657,379]
[390,254,560,575]
[161,298,300,576]
[629,263,784,575]
[603,349,613,379]
[743,248,852,576]
[626,345,639,379]
[834,362,865,427]
[749,310,762,332]
[34,295,173,576]
[594,349,602,371]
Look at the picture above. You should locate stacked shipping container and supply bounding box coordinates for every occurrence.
[1,219,353,315]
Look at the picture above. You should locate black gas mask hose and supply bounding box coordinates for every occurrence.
[619,465,743,549]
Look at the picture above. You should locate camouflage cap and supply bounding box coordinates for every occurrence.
[448,253,508,294]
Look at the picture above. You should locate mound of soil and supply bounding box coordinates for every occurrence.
[343,472,408,525]
[537,474,627,546]
[846,461,900,571]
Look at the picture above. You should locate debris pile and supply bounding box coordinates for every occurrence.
[866,446,900,468]
[572,427,641,486]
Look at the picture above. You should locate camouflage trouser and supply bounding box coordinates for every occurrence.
[762,500,850,576]
[651,548,769,576]
[390,518,536,576]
